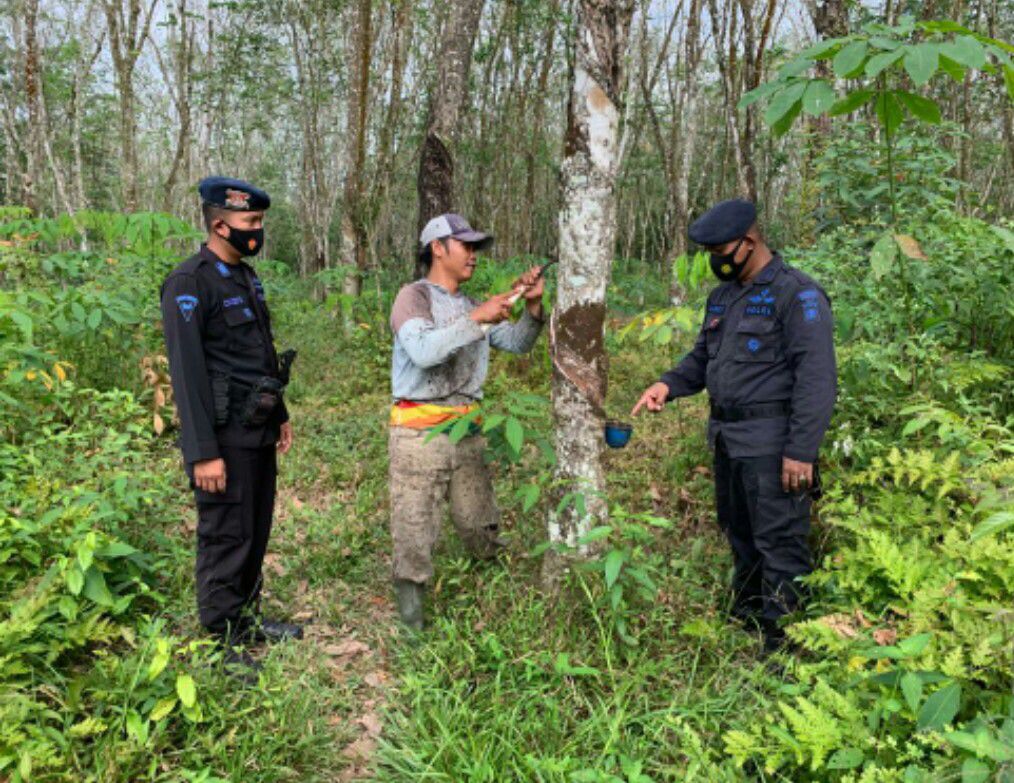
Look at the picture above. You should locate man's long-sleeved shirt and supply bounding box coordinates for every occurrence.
[160,244,287,464]
[390,279,543,405]
[659,254,837,461]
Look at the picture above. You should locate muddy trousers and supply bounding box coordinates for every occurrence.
[189,444,277,637]
[713,436,812,624]
[388,427,502,584]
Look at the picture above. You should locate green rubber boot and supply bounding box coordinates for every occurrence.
[394,579,425,632]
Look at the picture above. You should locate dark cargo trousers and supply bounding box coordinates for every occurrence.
[713,435,813,624]
[189,444,277,637]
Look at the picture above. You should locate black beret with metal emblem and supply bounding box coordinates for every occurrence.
[688,198,756,246]
[198,176,271,211]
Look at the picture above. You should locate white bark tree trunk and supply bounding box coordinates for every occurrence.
[544,0,635,588]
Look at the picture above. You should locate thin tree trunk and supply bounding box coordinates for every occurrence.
[416,0,486,232]
[543,0,636,588]
[23,0,42,214]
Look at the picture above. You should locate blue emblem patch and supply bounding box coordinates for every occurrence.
[798,289,820,322]
[215,261,232,278]
[176,294,198,322]
[223,296,244,308]
[707,303,726,315]
[746,337,761,353]
[748,288,776,305]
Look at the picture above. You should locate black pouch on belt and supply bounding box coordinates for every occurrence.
[239,377,285,427]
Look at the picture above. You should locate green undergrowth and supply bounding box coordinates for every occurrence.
[2,207,1013,781]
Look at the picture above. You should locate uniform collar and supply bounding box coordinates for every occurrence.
[747,253,783,286]
[199,243,249,278]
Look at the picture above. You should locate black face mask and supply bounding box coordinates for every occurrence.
[222,223,264,257]
[710,238,753,281]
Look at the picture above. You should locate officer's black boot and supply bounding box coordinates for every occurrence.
[251,619,304,644]
[215,629,262,684]
[394,579,425,632]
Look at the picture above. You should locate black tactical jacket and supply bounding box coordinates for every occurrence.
[160,245,287,464]
[660,254,836,462]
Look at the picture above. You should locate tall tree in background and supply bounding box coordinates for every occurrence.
[544,0,636,587]
[341,0,374,299]
[103,0,157,211]
[416,0,485,231]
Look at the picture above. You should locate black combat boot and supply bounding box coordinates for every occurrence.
[394,579,425,632]
[250,618,304,643]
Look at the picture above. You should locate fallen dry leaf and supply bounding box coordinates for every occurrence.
[820,613,859,639]
[324,639,370,658]
[363,670,389,688]
[356,713,382,737]
[342,736,376,762]
[873,628,897,646]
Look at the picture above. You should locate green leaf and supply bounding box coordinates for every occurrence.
[833,40,868,77]
[961,758,991,783]
[504,417,524,453]
[518,484,540,513]
[875,90,905,134]
[937,54,967,82]
[771,99,803,136]
[991,225,1014,254]
[763,81,807,126]
[828,88,875,116]
[176,673,197,709]
[904,44,938,86]
[898,633,932,656]
[577,525,613,545]
[83,568,114,606]
[149,697,177,722]
[896,91,941,123]
[901,672,924,712]
[1005,65,1014,102]
[970,510,1014,542]
[802,80,836,115]
[870,233,898,280]
[798,37,848,60]
[917,682,961,731]
[480,413,506,433]
[603,549,624,588]
[738,80,782,109]
[826,748,864,769]
[87,309,102,329]
[448,414,474,443]
[941,35,987,69]
[66,567,84,595]
[865,48,905,78]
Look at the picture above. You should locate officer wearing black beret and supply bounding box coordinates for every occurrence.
[160,176,301,672]
[632,198,837,653]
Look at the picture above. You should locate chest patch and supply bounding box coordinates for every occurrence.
[748,288,776,305]
[746,338,761,354]
[223,296,244,308]
[744,304,774,317]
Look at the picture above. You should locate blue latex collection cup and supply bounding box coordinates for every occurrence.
[604,421,633,449]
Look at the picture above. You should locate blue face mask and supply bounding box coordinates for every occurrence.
[709,237,753,281]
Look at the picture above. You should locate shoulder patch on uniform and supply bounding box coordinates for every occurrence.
[176,294,198,322]
[215,261,232,278]
[798,289,821,322]
[252,277,265,301]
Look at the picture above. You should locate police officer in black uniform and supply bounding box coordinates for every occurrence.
[632,198,836,653]
[161,176,302,670]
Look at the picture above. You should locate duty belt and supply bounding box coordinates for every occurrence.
[710,400,791,422]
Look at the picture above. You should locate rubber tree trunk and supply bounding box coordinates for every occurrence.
[415,0,485,234]
[543,0,635,589]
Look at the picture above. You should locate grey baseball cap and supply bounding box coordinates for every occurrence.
[419,213,493,251]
